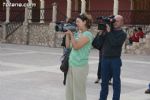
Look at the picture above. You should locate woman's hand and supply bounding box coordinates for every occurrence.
[65,30,73,36]
[64,30,73,48]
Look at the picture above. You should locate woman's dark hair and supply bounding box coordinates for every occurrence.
[76,13,93,29]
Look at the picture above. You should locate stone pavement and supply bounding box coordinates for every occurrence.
[0,44,150,100]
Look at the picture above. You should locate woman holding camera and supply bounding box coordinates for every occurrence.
[65,13,93,100]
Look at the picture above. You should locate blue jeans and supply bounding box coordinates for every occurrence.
[99,57,122,100]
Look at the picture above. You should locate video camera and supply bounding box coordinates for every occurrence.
[55,21,77,32]
[97,16,116,31]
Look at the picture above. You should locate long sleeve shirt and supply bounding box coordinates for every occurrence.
[101,29,127,58]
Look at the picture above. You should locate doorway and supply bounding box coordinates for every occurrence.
[32,0,40,22]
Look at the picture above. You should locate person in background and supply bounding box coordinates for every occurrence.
[94,49,112,85]
[61,18,74,85]
[61,34,67,85]
[129,28,138,44]
[129,27,145,44]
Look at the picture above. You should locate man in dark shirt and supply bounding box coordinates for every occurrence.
[99,15,127,100]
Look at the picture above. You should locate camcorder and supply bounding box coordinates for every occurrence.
[55,21,77,32]
[97,16,116,31]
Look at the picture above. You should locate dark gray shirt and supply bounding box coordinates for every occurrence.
[102,29,127,58]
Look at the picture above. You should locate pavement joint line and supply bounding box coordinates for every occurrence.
[0,60,133,71]
[123,59,150,65]
[0,51,37,56]
[0,60,40,68]
[0,47,63,56]
[37,52,62,56]
[89,57,150,65]
[1,47,150,65]
[0,65,60,76]
[0,66,148,86]
[0,47,34,52]
[121,78,148,86]
[0,61,149,86]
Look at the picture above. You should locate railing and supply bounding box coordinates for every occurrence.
[5,22,23,39]
[128,10,150,25]
[5,9,24,39]
[28,8,52,22]
[72,10,150,25]
[28,7,68,22]
[1,8,150,24]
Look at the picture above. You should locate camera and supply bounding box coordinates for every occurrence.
[55,21,77,32]
[97,16,116,31]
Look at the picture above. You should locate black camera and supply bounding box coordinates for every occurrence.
[55,21,77,32]
[97,16,116,31]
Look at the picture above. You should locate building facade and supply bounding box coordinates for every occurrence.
[0,0,150,24]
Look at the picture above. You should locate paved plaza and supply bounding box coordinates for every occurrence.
[0,43,150,100]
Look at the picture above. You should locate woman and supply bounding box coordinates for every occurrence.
[65,13,93,100]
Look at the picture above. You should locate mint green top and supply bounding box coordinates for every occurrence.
[69,31,93,67]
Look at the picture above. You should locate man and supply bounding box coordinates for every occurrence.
[99,15,127,100]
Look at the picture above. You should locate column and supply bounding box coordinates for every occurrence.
[113,0,119,15]
[23,7,28,25]
[5,0,10,23]
[66,0,72,19]
[28,0,32,23]
[130,0,133,10]
[49,2,57,47]
[81,0,86,14]
[52,2,57,23]
[40,0,45,23]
